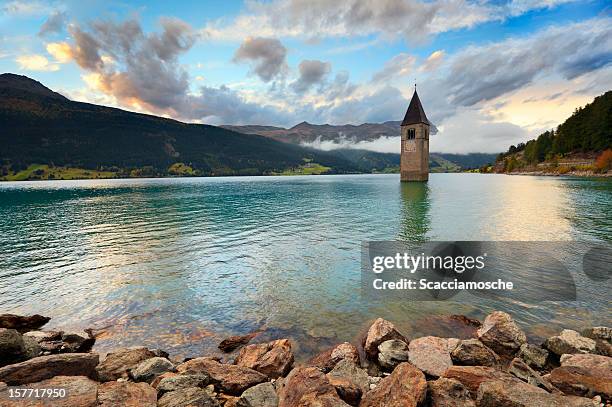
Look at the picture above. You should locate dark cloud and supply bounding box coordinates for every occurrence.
[38,10,66,36]
[233,37,287,82]
[291,59,331,93]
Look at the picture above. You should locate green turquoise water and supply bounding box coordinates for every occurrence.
[0,173,610,358]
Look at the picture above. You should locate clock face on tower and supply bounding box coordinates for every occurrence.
[405,139,416,152]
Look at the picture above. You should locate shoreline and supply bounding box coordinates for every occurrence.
[1,312,609,406]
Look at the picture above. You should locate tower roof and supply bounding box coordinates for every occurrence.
[401,89,429,126]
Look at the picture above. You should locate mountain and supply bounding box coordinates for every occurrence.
[0,74,363,179]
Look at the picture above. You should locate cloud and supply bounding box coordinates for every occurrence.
[46,42,72,62]
[233,37,287,82]
[291,60,331,93]
[420,50,444,72]
[38,11,66,36]
[302,135,401,153]
[2,0,49,16]
[372,53,416,82]
[15,54,59,71]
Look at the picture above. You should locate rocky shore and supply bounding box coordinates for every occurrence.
[0,311,610,406]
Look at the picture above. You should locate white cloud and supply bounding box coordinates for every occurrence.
[15,54,59,71]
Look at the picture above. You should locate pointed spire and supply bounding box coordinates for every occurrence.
[401,88,429,126]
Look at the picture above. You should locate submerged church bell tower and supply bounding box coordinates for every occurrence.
[400,87,430,182]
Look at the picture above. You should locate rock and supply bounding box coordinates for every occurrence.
[60,330,95,353]
[442,365,525,398]
[219,332,258,353]
[95,346,156,381]
[582,327,611,342]
[517,343,550,370]
[151,348,170,358]
[176,357,267,395]
[0,375,98,407]
[549,361,612,399]
[360,362,427,407]
[476,311,527,357]
[408,336,453,378]
[450,339,499,367]
[0,328,25,366]
[237,382,278,407]
[157,374,210,395]
[327,359,369,394]
[234,339,294,379]
[21,335,41,360]
[508,357,559,392]
[97,381,157,407]
[0,353,99,385]
[22,330,63,343]
[0,314,50,332]
[363,318,407,360]
[377,339,410,370]
[306,342,360,372]
[158,387,221,407]
[477,379,599,407]
[152,371,178,388]
[130,356,175,383]
[427,378,476,407]
[594,339,612,357]
[277,366,350,407]
[328,376,361,406]
[544,330,597,356]
[560,353,612,370]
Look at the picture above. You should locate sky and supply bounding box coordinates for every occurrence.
[1,0,611,153]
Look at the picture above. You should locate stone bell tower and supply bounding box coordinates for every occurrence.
[400,87,430,182]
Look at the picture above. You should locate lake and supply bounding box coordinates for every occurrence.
[0,173,610,359]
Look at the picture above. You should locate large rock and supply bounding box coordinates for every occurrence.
[306,342,359,372]
[156,374,210,395]
[476,311,526,357]
[219,332,258,353]
[0,314,50,332]
[158,387,221,407]
[95,346,156,381]
[549,362,612,399]
[328,376,361,406]
[508,357,559,393]
[477,379,598,407]
[0,328,25,366]
[544,330,597,356]
[177,357,267,395]
[450,339,499,367]
[360,362,427,407]
[22,330,62,343]
[408,336,453,378]
[582,327,611,342]
[277,366,350,407]
[363,318,407,360]
[378,339,410,370]
[327,359,369,394]
[234,339,294,379]
[130,356,175,383]
[0,353,99,385]
[427,378,476,407]
[560,353,612,370]
[97,381,157,407]
[0,375,98,407]
[517,343,550,370]
[60,330,95,353]
[237,382,278,407]
[442,365,524,398]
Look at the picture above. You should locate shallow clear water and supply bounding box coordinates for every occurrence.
[0,173,610,358]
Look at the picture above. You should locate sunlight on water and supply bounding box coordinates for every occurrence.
[0,174,610,358]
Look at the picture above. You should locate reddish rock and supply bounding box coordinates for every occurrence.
[60,330,95,353]
[0,375,98,407]
[235,339,294,379]
[360,362,427,407]
[0,314,50,332]
[477,379,598,407]
[307,342,359,372]
[0,353,99,385]
[277,366,350,407]
[328,376,362,406]
[427,378,476,407]
[363,318,407,360]
[97,381,157,407]
[560,353,612,370]
[176,357,267,395]
[442,365,524,398]
[476,311,526,357]
[549,365,612,400]
[508,357,559,393]
[219,332,258,352]
[327,359,369,394]
[451,339,499,367]
[95,347,156,381]
[408,336,453,377]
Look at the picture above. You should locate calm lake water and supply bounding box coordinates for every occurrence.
[0,173,610,359]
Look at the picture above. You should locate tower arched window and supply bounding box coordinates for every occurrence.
[407,128,416,140]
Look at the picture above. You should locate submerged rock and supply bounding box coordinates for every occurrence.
[177,357,267,395]
[363,318,407,360]
[219,332,258,353]
[427,377,476,407]
[130,356,175,383]
[544,330,597,356]
[408,336,453,378]
[377,339,410,370]
[0,314,50,332]
[277,366,350,407]
[97,381,157,407]
[476,311,526,357]
[95,347,157,382]
[0,353,99,385]
[450,338,499,367]
[234,339,294,379]
[360,362,427,407]
[237,382,278,407]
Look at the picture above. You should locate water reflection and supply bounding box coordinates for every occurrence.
[398,182,430,242]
